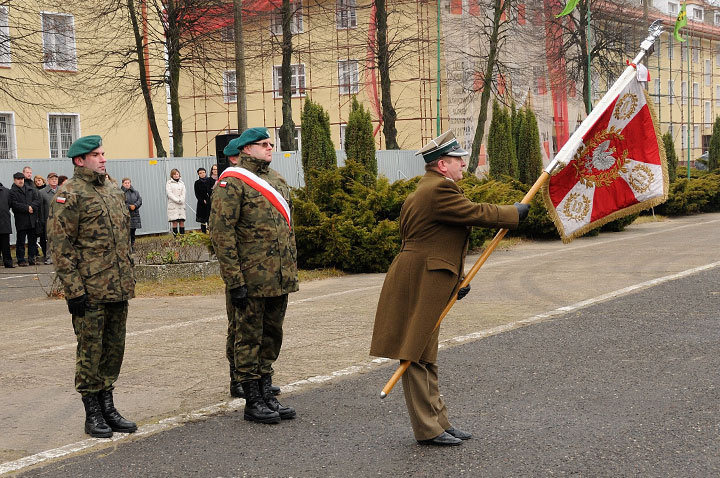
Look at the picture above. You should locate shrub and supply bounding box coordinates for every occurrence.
[301,98,336,190]
[657,172,720,215]
[134,232,211,265]
[344,97,377,186]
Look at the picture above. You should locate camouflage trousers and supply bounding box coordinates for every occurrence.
[226,293,288,382]
[71,301,128,396]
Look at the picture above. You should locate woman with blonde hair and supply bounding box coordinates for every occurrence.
[166,168,186,235]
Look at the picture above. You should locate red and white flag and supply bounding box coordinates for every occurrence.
[542,77,668,243]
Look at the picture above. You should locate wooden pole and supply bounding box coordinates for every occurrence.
[379,171,550,398]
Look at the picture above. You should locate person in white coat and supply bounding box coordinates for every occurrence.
[166,168,186,235]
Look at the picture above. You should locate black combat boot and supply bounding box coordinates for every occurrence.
[260,374,296,420]
[240,380,281,424]
[81,394,113,438]
[97,390,138,433]
[230,366,280,398]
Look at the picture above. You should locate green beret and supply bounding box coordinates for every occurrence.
[67,135,103,159]
[224,127,270,157]
[415,130,468,163]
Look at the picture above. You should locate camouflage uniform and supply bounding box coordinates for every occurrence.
[47,166,135,396]
[210,154,298,382]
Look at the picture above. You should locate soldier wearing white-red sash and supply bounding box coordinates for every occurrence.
[209,127,298,425]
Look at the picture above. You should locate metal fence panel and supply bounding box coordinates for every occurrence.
[0,150,422,243]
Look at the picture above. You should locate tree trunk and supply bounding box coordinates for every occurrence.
[279,0,296,151]
[375,0,399,149]
[166,0,183,157]
[233,0,248,132]
[469,0,503,173]
[578,1,591,115]
[127,0,167,157]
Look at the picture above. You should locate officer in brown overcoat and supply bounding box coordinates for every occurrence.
[370,131,530,446]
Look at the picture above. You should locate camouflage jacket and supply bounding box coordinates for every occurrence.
[47,166,135,303]
[209,154,299,297]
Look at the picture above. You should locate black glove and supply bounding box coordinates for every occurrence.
[457,285,471,300]
[67,294,87,317]
[229,285,248,308]
[514,202,530,222]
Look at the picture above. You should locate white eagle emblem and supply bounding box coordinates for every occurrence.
[590,140,616,171]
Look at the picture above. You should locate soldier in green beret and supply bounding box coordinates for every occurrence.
[370,131,530,446]
[47,135,138,438]
[210,127,298,424]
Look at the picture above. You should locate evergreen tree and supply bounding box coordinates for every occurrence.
[511,102,522,158]
[487,101,518,179]
[301,98,336,188]
[487,100,504,179]
[504,106,518,179]
[662,132,678,183]
[708,116,720,171]
[517,107,543,185]
[344,96,377,185]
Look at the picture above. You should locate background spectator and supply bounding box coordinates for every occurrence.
[33,175,51,263]
[23,166,34,188]
[166,168,186,236]
[210,164,218,180]
[45,173,59,196]
[9,172,41,266]
[194,167,213,233]
[121,178,142,250]
[58,175,68,186]
[0,180,13,268]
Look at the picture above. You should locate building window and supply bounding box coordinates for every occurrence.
[692,39,699,63]
[706,59,712,86]
[0,7,9,66]
[0,113,15,159]
[274,127,301,152]
[705,101,711,124]
[681,125,686,148]
[668,124,673,138]
[668,80,674,105]
[716,85,720,107]
[221,25,234,42]
[272,64,305,98]
[694,125,700,148]
[668,2,678,14]
[271,1,303,35]
[681,81,686,104]
[223,70,237,103]
[338,60,359,95]
[690,6,703,21]
[653,79,660,104]
[716,12,720,25]
[41,12,76,71]
[48,114,79,158]
[336,0,357,29]
[340,123,346,148]
[693,82,699,106]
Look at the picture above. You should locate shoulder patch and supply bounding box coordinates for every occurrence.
[219,181,227,188]
[56,197,67,204]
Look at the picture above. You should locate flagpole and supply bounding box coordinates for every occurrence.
[687,35,691,179]
[378,21,665,399]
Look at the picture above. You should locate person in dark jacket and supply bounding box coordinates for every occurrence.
[0,181,13,268]
[121,178,142,249]
[9,172,41,266]
[34,175,51,263]
[194,167,213,233]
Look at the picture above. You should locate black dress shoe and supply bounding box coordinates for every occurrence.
[417,431,462,446]
[17,262,27,267]
[446,427,472,440]
[4,264,14,268]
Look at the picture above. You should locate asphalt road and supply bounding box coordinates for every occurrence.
[14,239,720,476]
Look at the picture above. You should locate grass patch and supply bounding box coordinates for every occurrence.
[135,268,346,297]
[634,214,668,224]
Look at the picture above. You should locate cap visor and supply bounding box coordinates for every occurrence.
[445,144,468,157]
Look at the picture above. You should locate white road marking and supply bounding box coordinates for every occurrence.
[3,259,719,475]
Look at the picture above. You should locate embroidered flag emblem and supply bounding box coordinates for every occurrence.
[219,181,227,188]
[56,197,66,203]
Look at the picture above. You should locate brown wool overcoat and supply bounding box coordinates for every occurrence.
[370,171,519,363]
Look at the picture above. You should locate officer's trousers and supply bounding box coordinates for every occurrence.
[226,294,288,382]
[401,360,452,441]
[72,301,128,396]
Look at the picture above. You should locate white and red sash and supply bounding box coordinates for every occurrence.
[219,167,292,229]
